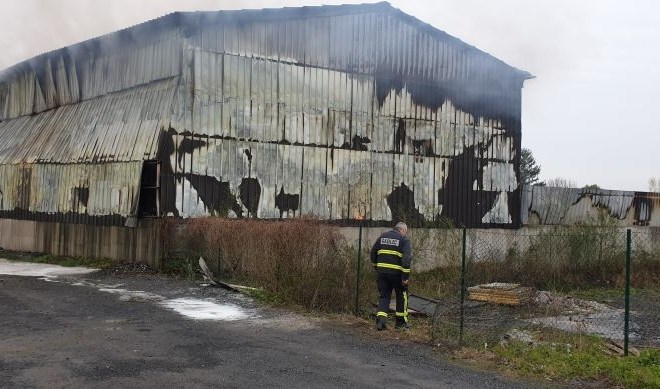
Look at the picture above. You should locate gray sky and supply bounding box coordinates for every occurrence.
[1,0,658,191]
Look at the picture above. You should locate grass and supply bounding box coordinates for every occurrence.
[328,310,660,388]
[570,286,660,302]
[161,257,198,280]
[172,217,367,312]
[484,331,660,388]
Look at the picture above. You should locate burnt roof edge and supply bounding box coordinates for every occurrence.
[0,2,532,82]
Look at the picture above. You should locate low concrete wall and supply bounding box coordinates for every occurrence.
[10,216,641,274]
[0,219,162,268]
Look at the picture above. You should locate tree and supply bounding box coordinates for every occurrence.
[650,177,660,192]
[546,177,577,188]
[520,147,544,185]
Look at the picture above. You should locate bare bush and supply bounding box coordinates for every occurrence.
[171,217,375,312]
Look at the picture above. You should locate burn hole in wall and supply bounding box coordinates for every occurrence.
[138,160,160,217]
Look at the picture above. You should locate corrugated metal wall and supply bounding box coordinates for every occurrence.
[0,75,178,225]
[163,6,526,227]
[522,185,660,227]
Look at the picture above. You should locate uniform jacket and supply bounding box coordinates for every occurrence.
[370,229,412,280]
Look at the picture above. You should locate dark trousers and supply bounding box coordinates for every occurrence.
[376,272,408,324]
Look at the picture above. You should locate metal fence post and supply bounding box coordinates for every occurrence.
[624,229,631,356]
[355,221,363,316]
[460,227,467,344]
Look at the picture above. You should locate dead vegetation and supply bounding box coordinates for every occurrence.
[165,217,374,312]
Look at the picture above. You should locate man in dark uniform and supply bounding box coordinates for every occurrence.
[370,222,412,330]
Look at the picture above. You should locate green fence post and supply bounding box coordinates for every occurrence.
[355,221,363,316]
[460,227,467,344]
[624,229,631,356]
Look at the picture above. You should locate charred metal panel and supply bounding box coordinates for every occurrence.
[189,4,527,121]
[522,186,660,227]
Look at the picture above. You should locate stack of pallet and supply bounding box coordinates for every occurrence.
[467,282,533,305]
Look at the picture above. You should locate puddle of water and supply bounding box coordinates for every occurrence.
[0,259,96,277]
[161,298,250,321]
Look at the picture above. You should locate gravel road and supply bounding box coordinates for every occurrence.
[0,261,535,389]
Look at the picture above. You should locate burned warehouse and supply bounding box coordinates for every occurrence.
[0,2,533,263]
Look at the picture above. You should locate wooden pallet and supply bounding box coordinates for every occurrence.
[467,282,533,305]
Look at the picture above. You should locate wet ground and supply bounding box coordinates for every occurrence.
[0,260,534,389]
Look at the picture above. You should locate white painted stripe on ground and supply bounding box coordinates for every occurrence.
[161,298,250,321]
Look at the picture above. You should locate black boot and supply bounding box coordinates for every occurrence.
[376,316,387,331]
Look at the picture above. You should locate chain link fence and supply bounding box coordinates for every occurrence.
[425,227,660,352]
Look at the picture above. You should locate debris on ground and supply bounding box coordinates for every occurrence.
[500,329,537,346]
[198,257,261,294]
[527,290,635,341]
[532,290,614,314]
[602,340,640,357]
[107,262,158,275]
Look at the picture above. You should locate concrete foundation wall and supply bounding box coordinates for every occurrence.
[0,219,162,268]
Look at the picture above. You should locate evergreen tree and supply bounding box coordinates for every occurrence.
[520,148,544,186]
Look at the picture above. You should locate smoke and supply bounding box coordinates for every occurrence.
[0,0,353,70]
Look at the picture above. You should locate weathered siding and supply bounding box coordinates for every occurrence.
[0,162,142,224]
[522,185,660,227]
[163,6,527,227]
[0,219,162,266]
[0,78,178,225]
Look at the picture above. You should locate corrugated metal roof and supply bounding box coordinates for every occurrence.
[0,30,182,121]
[0,4,530,121]
[0,77,177,164]
[0,3,530,83]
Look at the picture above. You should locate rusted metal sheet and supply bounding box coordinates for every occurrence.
[522,185,660,227]
[1,3,530,228]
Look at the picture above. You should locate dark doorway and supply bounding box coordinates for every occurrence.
[138,160,160,217]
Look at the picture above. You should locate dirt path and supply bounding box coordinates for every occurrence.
[0,262,534,389]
